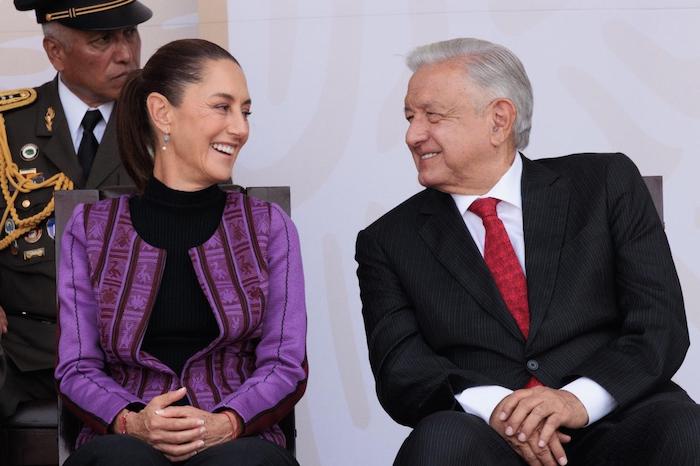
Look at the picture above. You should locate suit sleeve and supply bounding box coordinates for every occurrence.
[568,153,689,409]
[217,204,308,435]
[55,204,144,433]
[356,229,500,427]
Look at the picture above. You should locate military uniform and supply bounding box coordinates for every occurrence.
[0,0,151,420]
[0,79,133,417]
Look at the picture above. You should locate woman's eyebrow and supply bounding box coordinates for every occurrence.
[211,92,252,106]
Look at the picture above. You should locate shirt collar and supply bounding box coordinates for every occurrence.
[57,77,114,147]
[451,153,523,215]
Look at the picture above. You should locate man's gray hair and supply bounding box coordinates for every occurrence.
[406,38,533,150]
[42,22,73,51]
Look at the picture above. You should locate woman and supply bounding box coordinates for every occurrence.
[55,39,307,466]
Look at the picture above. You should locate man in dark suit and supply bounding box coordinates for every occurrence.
[356,37,700,466]
[0,0,152,420]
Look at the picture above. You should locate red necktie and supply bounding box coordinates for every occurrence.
[469,197,541,388]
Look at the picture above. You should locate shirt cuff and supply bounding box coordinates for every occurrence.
[455,386,513,423]
[561,377,617,426]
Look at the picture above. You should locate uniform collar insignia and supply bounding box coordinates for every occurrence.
[45,106,55,132]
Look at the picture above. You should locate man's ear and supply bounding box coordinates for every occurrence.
[43,37,66,72]
[489,98,517,147]
[146,92,172,134]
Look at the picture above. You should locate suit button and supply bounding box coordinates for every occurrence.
[527,359,539,371]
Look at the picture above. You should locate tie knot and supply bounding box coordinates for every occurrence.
[468,197,500,219]
[81,110,102,132]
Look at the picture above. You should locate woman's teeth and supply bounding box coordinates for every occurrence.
[211,143,234,155]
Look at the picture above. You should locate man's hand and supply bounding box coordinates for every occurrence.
[492,386,588,465]
[120,387,207,462]
[0,305,8,334]
[490,406,571,466]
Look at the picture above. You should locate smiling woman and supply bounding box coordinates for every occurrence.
[54,39,307,466]
[152,59,251,191]
[116,39,251,192]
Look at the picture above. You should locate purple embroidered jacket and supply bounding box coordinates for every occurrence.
[55,192,307,448]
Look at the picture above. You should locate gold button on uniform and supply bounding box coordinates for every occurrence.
[21,199,31,208]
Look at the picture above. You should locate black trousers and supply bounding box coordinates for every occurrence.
[0,356,54,419]
[65,434,299,466]
[394,387,700,466]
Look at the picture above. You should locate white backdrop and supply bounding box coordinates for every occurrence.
[2,1,699,465]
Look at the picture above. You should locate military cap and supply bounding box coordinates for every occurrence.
[14,0,152,30]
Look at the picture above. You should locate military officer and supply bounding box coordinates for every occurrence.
[0,0,152,420]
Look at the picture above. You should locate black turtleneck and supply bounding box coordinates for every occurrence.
[129,177,226,379]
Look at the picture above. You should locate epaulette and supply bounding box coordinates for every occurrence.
[0,88,37,113]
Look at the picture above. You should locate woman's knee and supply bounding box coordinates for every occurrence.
[191,437,298,466]
[65,435,168,466]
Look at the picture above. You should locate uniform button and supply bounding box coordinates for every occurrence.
[21,199,31,208]
[527,359,539,371]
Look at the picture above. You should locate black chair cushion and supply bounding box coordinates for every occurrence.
[5,399,57,428]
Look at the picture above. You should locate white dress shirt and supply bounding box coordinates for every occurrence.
[450,154,617,426]
[58,77,113,153]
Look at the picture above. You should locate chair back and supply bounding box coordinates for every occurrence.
[642,175,663,222]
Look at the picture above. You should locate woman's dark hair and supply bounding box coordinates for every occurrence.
[116,38,239,191]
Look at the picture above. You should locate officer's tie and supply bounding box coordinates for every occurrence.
[469,197,542,388]
[77,110,102,182]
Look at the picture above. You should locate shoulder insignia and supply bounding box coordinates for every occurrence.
[0,88,37,113]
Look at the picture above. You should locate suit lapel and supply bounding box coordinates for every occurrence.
[521,155,570,345]
[34,78,83,185]
[85,109,120,188]
[418,189,524,340]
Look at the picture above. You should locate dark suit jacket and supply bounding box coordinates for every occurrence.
[356,153,689,428]
[0,77,133,372]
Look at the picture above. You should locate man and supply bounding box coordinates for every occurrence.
[356,37,700,466]
[0,0,152,420]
